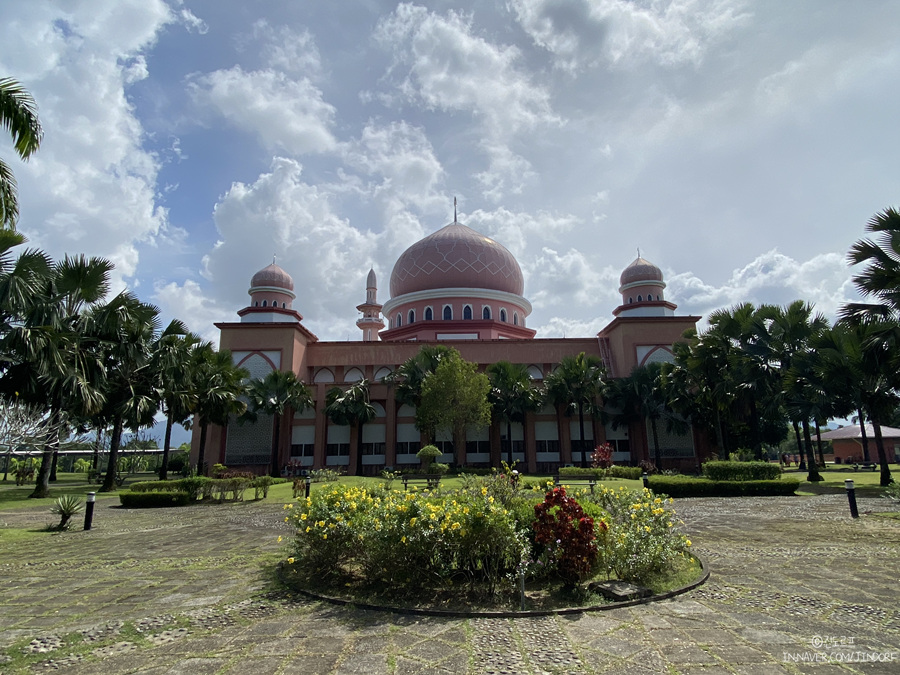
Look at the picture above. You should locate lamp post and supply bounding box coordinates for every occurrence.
[83,492,96,530]
[845,479,859,519]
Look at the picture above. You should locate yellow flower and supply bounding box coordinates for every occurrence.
[287,503,293,509]
[644,526,651,533]
[305,526,311,532]
[287,557,295,564]
[488,496,494,504]
[409,517,417,526]
[481,487,488,496]
[300,513,307,520]
[284,517,289,522]
[323,534,328,539]
[451,522,461,530]
[401,536,407,543]
[277,535,283,542]
[685,539,691,547]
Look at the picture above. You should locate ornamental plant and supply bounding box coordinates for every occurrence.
[585,486,691,582]
[591,442,614,469]
[532,487,601,586]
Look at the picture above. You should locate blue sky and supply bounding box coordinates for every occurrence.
[2,0,899,351]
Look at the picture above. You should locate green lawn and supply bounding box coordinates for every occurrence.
[787,464,899,497]
[0,472,156,510]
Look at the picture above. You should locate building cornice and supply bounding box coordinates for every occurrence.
[248,284,297,300]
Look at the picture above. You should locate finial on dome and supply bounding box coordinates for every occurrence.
[273,253,276,265]
[637,247,641,258]
[454,197,457,223]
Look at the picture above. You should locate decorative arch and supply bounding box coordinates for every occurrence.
[408,309,415,324]
[463,304,473,320]
[313,368,335,383]
[374,366,393,381]
[640,346,675,367]
[482,306,491,320]
[443,305,452,320]
[344,367,365,382]
[424,306,433,321]
[526,364,543,380]
[500,308,507,322]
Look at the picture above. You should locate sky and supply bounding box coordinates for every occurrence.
[2,0,899,351]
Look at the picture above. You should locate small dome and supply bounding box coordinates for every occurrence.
[251,263,294,291]
[620,257,663,287]
[366,268,377,288]
[390,222,524,297]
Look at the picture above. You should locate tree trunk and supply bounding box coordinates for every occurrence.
[651,418,662,470]
[3,450,10,482]
[815,423,825,468]
[713,407,724,459]
[269,412,282,479]
[92,429,102,471]
[857,408,870,463]
[556,404,570,466]
[802,420,821,482]
[160,413,174,481]
[578,403,588,468]
[794,420,805,470]
[355,421,364,477]
[197,421,208,476]
[100,415,124,492]
[49,450,59,482]
[749,397,762,461]
[30,422,60,499]
[506,419,513,467]
[872,422,893,487]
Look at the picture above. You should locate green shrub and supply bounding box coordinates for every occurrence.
[73,458,92,474]
[430,462,449,475]
[648,476,799,498]
[119,491,191,508]
[309,468,341,482]
[51,495,84,530]
[702,460,782,481]
[606,466,643,480]
[557,466,604,478]
[583,486,691,583]
[251,475,275,499]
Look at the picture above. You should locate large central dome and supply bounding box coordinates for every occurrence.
[390,222,524,298]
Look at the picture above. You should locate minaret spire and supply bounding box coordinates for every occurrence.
[454,197,457,223]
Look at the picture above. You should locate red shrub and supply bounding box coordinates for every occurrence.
[533,487,602,585]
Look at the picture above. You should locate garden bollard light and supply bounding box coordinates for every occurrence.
[83,492,96,530]
[845,479,859,519]
[511,470,519,490]
[642,472,649,489]
[305,476,311,499]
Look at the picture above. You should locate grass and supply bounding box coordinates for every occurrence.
[787,463,900,497]
[0,472,160,510]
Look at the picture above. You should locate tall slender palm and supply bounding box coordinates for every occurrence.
[245,369,312,478]
[324,379,375,476]
[150,325,199,480]
[486,361,540,467]
[90,293,161,492]
[0,77,43,229]
[846,207,900,317]
[607,363,685,470]
[191,345,248,475]
[544,352,605,467]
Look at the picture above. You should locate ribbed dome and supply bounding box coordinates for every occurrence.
[620,257,663,287]
[251,263,294,291]
[390,222,524,297]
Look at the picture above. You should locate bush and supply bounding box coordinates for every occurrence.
[533,487,599,585]
[416,444,442,467]
[430,462,449,475]
[583,486,691,582]
[557,466,605,478]
[119,491,191,508]
[702,461,782,481]
[251,475,275,499]
[51,495,84,530]
[556,465,642,480]
[309,468,342,483]
[648,476,799,498]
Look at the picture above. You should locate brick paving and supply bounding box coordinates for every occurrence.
[1,493,899,673]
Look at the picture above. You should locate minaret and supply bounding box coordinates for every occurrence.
[356,268,385,341]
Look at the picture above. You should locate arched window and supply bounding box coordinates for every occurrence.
[443,305,452,320]
[628,297,633,304]
[282,302,286,308]
[463,305,473,320]
[425,306,433,321]
[396,313,402,327]
[254,301,259,307]
[262,300,268,307]
[500,308,507,322]
[637,295,643,302]
[482,306,491,320]
[513,312,519,326]
[408,309,415,324]
[367,330,371,341]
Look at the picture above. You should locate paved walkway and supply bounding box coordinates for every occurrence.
[1,493,899,674]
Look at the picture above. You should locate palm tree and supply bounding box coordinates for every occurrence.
[91,293,161,492]
[245,369,312,478]
[324,379,375,476]
[607,363,686,470]
[0,77,43,229]
[191,345,248,475]
[0,254,112,497]
[544,352,605,467]
[150,325,199,480]
[486,361,540,467]
[846,207,900,317]
[385,345,452,410]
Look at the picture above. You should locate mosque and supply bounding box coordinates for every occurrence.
[195,214,707,475]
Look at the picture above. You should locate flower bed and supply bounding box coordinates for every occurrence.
[283,474,693,608]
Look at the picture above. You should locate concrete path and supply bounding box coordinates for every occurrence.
[1,493,898,674]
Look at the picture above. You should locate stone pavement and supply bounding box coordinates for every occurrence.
[1,493,899,674]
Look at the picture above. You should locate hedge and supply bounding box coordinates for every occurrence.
[557,466,643,480]
[119,491,191,508]
[648,476,799,498]
[701,461,782,481]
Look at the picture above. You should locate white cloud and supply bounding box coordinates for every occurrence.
[510,0,749,70]
[465,206,579,258]
[154,279,230,347]
[343,120,445,212]
[669,249,858,326]
[376,4,557,133]
[188,66,337,155]
[252,20,322,78]
[525,246,620,311]
[0,0,174,286]
[180,158,380,340]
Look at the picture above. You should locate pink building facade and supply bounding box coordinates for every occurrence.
[194,216,709,475]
